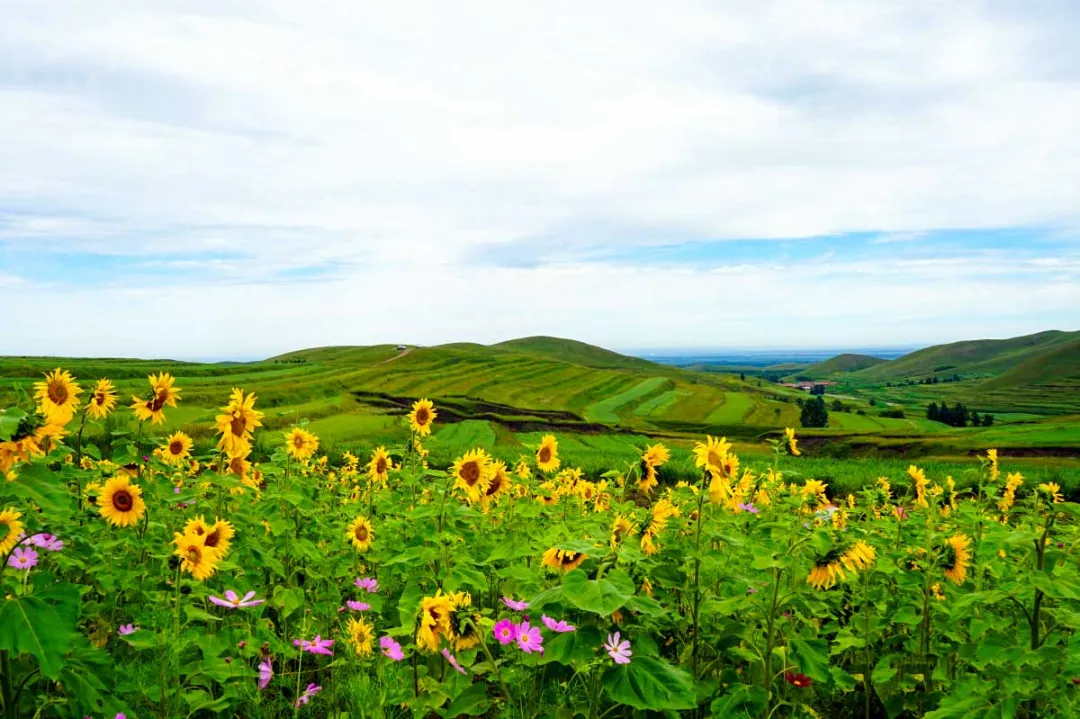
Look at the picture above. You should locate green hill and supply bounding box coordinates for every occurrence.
[492,336,659,371]
[790,353,889,379]
[981,337,1080,391]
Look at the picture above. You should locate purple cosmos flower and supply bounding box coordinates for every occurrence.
[380,635,404,661]
[258,658,273,690]
[116,714,127,719]
[515,620,544,654]
[294,635,334,656]
[493,618,518,645]
[8,547,38,570]
[355,577,379,593]
[118,623,139,636]
[174,486,181,494]
[346,600,371,612]
[209,590,265,609]
[501,596,529,611]
[25,533,63,551]
[541,615,575,633]
[294,682,321,708]
[604,632,632,665]
[747,587,759,595]
[737,502,760,514]
[442,648,467,674]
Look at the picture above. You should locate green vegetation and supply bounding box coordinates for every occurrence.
[791,353,888,379]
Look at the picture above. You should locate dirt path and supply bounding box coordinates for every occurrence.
[375,347,412,366]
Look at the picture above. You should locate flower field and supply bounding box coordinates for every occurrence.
[1,370,1079,718]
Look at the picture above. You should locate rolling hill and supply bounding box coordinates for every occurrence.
[789,353,889,379]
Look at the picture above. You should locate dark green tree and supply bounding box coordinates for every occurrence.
[800,396,829,428]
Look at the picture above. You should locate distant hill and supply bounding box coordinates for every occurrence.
[790,353,889,379]
[981,337,1080,391]
[492,336,660,371]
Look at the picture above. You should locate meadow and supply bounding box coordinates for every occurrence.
[1,360,1080,718]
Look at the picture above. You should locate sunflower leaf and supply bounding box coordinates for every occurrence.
[561,569,633,616]
[602,656,696,711]
[0,582,80,678]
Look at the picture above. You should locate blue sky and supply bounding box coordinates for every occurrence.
[1,1,1079,359]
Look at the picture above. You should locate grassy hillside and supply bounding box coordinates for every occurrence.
[791,353,889,379]
[492,336,660,371]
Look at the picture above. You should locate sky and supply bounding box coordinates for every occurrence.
[2,1,1079,360]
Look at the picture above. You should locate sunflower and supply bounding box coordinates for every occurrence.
[417,591,455,652]
[638,461,659,494]
[408,399,437,436]
[173,532,221,581]
[80,378,117,420]
[515,459,531,480]
[0,433,43,474]
[367,447,392,485]
[536,435,560,473]
[693,436,732,477]
[98,475,147,527]
[987,449,1000,481]
[204,518,235,556]
[34,368,82,424]
[807,550,848,591]
[541,547,587,572]
[484,461,512,501]
[840,541,876,572]
[347,515,374,552]
[942,533,972,586]
[183,515,211,538]
[128,373,181,424]
[609,514,637,550]
[452,449,493,503]
[784,427,801,456]
[642,443,670,468]
[0,507,24,556]
[215,388,264,457]
[161,432,193,466]
[346,616,376,657]
[801,479,829,506]
[284,427,319,461]
[449,594,480,651]
[1039,482,1064,504]
[227,452,251,481]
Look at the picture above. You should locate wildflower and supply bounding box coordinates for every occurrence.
[908,465,929,509]
[987,449,1000,481]
[284,427,319,461]
[355,576,379,593]
[638,443,670,494]
[784,427,801,456]
[25,533,63,551]
[493,618,518,645]
[380,635,404,661]
[294,683,322,708]
[801,479,829,507]
[118,623,138,636]
[542,615,575,633]
[452,449,494,503]
[204,518,235,556]
[641,498,679,556]
[294,635,334,656]
[808,543,873,590]
[346,600,371,611]
[930,583,946,601]
[603,632,632,665]
[894,505,908,521]
[346,617,375,657]
[1039,482,1064,504]
[737,502,759,514]
[161,432,193,466]
[442,648,467,674]
[34,368,82,424]
[367,447,392,485]
[785,672,812,688]
[942,534,972,586]
[173,532,221,581]
[130,373,181,424]
[408,399,437,436]
[416,592,455,652]
[346,515,374,552]
[98,475,147,527]
[209,590,265,609]
[8,546,37,570]
[536,434,560,473]
[541,547,587,572]
[998,472,1024,514]
[516,460,531,479]
[215,388,263,457]
[484,461,513,504]
[258,658,273,690]
[693,436,732,477]
[87,379,118,419]
[515,620,544,654]
[501,596,529,611]
[609,514,637,550]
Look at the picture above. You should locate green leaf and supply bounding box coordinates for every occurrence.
[0,408,26,441]
[446,564,489,594]
[710,683,768,717]
[562,569,632,616]
[540,626,603,665]
[398,584,424,630]
[0,583,80,678]
[788,638,830,684]
[442,682,490,717]
[272,585,305,619]
[602,656,696,711]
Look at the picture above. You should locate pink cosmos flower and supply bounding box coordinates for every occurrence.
[894,505,908,520]
[493,618,518,645]
[501,596,529,611]
[737,502,760,514]
[355,577,379,593]
[118,623,138,636]
[541,615,575,633]
[604,632,632,665]
[8,547,37,570]
[294,682,321,707]
[442,648,467,674]
[346,600,371,611]
[258,658,273,690]
[209,590,265,609]
[515,620,544,654]
[25,533,63,551]
[294,635,334,656]
[380,635,404,661]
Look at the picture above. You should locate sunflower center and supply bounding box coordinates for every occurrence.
[149,389,168,412]
[460,461,480,485]
[112,490,133,512]
[230,414,246,437]
[230,458,245,475]
[205,529,221,548]
[293,436,305,449]
[415,408,429,425]
[707,451,723,468]
[186,546,201,563]
[376,458,387,474]
[48,382,69,404]
[538,446,552,463]
[355,524,369,541]
[94,392,106,406]
[169,441,184,455]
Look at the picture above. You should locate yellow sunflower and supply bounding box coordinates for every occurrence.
[541,547,587,572]
[161,431,193,466]
[86,379,117,420]
[515,459,531,479]
[203,518,235,556]
[284,427,319,461]
[638,462,659,494]
[784,427,801,456]
[131,373,181,424]
[367,447,392,485]
[0,507,25,556]
[34,368,82,424]
[448,593,480,651]
[609,514,637,550]
[536,434,560,473]
[98,475,147,527]
[807,552,847,591]
[227,452,251,481]
[840,541,876,572]
[693,436,732,477]
[408,399,437,436]
[173,532,221,581]
[346,616,375,657]
[213,388,263,457]
[347,515,374,552]
[183,515,211,538]
[416,591,455,652]
[642,443,670,468]
[1039,482,1064,504]
[484,460,512,502]
[452,449,494,503]
[942,533,972,586]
